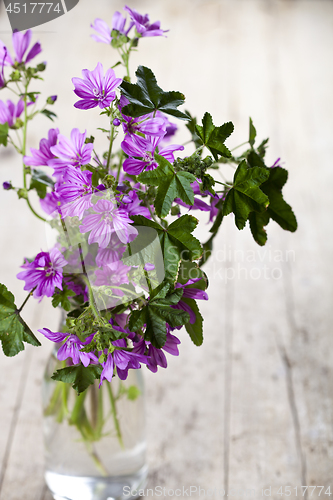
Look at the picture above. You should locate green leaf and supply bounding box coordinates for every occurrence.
[129,287,189,347]
[182,298,203,346]
[195,112,234,160]
[29,169,55,199]
[0,123,9,146]
[51,364,103,395]
[249,117,257,147]
[0,284,41,357]
[52,287,76,312]
[120,66,190,120]
[41,109,57,121]
[177,260,207,287]
[131,214,202,284]
[261,167,297,232]
[249,210,270,246]
[138,154,196,217]
[223,160,270,229]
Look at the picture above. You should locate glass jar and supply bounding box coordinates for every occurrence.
[42,348,147,500]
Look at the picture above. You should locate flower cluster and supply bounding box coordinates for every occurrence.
[0,5,297,396]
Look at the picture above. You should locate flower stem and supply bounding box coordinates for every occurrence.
[107,113,115,175]
[21,81,47,223]
[107,382,124,449]
[17,289,34,313]
[231,141,249,152]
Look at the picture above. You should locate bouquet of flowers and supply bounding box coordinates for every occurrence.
[0,4,297,475]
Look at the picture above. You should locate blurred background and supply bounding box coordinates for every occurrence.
[0,0,333,499]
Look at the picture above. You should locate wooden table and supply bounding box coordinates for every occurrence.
[0,0,332,498]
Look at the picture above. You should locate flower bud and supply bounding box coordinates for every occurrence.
[47,95,57,105]
[3,181,12,190]
[113,118,121,127]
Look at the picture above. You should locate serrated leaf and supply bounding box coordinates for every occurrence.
[0,284,41,357]
[51,364,103,395]
[182,298,203,346]
[261,167,297,232]
[129,287,189,348]
[138,154,195,217]
[131,214,202,284]
[52,287,76,312]
[0,123,9,146]
[249,210,270,246]
[223,160,270,229]
[120,66,190,120]
[249,117,257,147]
[195,112,234,160]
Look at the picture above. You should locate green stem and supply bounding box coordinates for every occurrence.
[17,289,34,313]
[116,151,123,183]
[107,382,124,449]
[231,141,249,152]
[107,116,115,175]
[82,275,101,322]
[21,81,47,223]
[85,442,108,476]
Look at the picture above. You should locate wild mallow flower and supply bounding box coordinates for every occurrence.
[124,6,168,37]
[96,234,126,268]
[39,329,98,367]
[80,198,138,247]
[55,168,93,219]
[39,192,60,216]
[0,29,41,67]
[132,330,180,373]
[17,247,67,300]
[49,128,94,177]
[90,11,133,44]
[24,128,59,167]
[121,133,184,175]
[119,95,166,137]
[172,278,208,324]
[99,335,148,386]
[118,189,151,218]
[72,62,122,110]
[0,99,26,127]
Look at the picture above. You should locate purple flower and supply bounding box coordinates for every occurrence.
[118,189,151,218]
[56,168,93,219]
[119,95,166,137]
[172,279,208,324]
[121,134,184,175]
[124,6,168,37]
[17,247,67,300]
[39,192,60,216]
[49,128,94,177]
[0,30,41,67]
[72,62,122,110]
[24,128,59,167]
[90,13,133,44]
[96,234,126,267]
[80,198,138,247]
[39,328,98,367]
[132,330,180,373]
[94,261,130,291]
[271,157,283,168]
[0,99,25,127]
[99,334,148,386]
[144,263,155,271]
